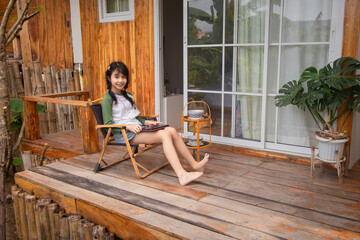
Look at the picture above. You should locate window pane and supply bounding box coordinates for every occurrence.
[266,96,275,143]
[224,47,234,92]
[188,92,222,137]
[269,0,281,43]
[188,47,222,91]
[106,0,117,13]
[237,0,266,44]
[223,94,261,141]
[236,46,263,93]
[279,45,328,87]
[267,46,278,94]
[188,0,223,45]
[225,0,234,44]
[119,0,129,11]
[282,0,332,43]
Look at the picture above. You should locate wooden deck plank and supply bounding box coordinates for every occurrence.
[15,170,233,240]
[30,164,279,240]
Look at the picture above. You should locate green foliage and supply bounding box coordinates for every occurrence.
[275,57,360,130]
[9,99,46,132]
[12,157,23,166]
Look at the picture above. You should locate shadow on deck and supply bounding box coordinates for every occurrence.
[17,130,360,239]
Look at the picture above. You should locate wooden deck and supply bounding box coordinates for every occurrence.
[16,131,360,239]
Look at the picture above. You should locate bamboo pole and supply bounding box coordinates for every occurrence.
[50,64,60,131]
[12,61,24,98]
[77,219,90,240]
[23,65,32,96]
[59,213,71,240]
[68,70,79,129]
[54,208,65,240]
[25,195,38,240]
[103,232,115,240]
[44,66,57,133]
[7,63,17,98]
[65,69,74,129]
[60,69,69,130]
[33,61,49,135]
[11,185,22,240]
[22,150,33,170]
[73,70,81,92]
[36,198,52,240]
[18,191,30,240]
[55,71,65,131]
[47,203,58,240]
[82,222,94,240]
[68,214,82,240]
[93,225,106,240]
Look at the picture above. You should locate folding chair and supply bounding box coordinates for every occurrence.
[89,99,169,178]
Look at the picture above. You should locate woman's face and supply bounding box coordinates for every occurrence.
[110,70,127,94]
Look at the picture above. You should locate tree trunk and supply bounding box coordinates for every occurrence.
[0,139,7,240]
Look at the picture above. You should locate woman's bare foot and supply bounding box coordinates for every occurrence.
[178,172,203,186]
[192,153,209,172]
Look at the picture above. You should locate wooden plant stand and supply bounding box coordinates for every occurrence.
[310,143,350,184]
[181,101,211,162]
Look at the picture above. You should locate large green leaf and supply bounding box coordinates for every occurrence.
[275,80,304,109]
[10,98,46,113]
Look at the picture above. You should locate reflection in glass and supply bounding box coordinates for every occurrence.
[269,0,281,43]
[106,0,129,13]
[223,94,261,141]
[265,96,275,143]
[188,92,222,136]
[224,47,234,92]
[188,0,223,45]
[236,46,263,93]
[188,47,222,91]
[279,45,328,87]
[282,0,332,43]
[267,46,278,94]
[237,0,266,44]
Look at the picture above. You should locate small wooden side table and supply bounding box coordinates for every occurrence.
[310,143,350,183]
[181,101,211,162]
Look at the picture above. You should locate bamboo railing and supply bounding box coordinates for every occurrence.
[22,91,100,154]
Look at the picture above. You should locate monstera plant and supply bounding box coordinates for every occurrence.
[275,57,360,161]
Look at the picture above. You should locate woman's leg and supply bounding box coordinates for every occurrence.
[163,127,209,171]
[131,131,203,185]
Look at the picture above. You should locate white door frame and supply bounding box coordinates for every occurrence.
[153,0,163,119]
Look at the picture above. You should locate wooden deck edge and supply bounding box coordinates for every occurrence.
[210,142,311,166]
[14,171,181,240]
[21,140,83,159]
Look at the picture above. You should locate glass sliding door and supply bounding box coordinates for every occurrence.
[184,0,344,154]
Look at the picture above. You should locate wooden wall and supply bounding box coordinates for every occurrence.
[17,0,73,69]
[79,0,155,115]
[0,1,18,54]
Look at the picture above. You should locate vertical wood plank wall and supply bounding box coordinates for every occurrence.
[0,1,18,53]
[17,0,73,69]
[79,0,155,115]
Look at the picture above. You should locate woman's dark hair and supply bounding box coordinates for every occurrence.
[105,61,134,106]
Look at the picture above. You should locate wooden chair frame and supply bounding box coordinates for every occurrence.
[89,100,169,178]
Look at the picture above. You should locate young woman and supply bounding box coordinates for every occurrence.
[102,61,209,185]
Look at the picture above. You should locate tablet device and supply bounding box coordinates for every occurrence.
[141,124,169,132]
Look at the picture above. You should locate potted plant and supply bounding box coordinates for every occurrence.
[275,57,360,161]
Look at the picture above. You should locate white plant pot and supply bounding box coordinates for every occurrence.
[315,134,348,162]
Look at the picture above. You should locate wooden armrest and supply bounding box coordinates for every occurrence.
[96,124,127,129]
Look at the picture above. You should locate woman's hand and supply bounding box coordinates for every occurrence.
[126,124,142,134]
[145,120,163,127]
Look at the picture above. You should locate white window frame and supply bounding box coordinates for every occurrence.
[98,0,134,23]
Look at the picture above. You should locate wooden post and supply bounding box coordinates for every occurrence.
[59,213,71,240]
[33,61,49,135]
[103,232,115,240]
[80,106,100,154]
[18,191,30,240]
[25,195,38,240]
[23,99,40,140]
[47,203,58,240]
[12,61,24,98]
[77,219,90,239]
[54,208,65,240]
[50,65,60,131]
[74,70,81,92]
[55,71,65,131]
[11,185,22,240]
[60,69,69,130]
[82,222,95,240]
[7,63,17,98]
[93,225,106,240]
[44,66,57,133]
[36,198,52,240]
[22,151,33,170]
[68,214,82,240]
[23,65,32,96]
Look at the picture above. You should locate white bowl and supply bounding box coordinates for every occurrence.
[187,135,203,146]
[188,109,204,119]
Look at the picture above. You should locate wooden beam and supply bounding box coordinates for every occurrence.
[79,106,100,154]
[23,100,40,140]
